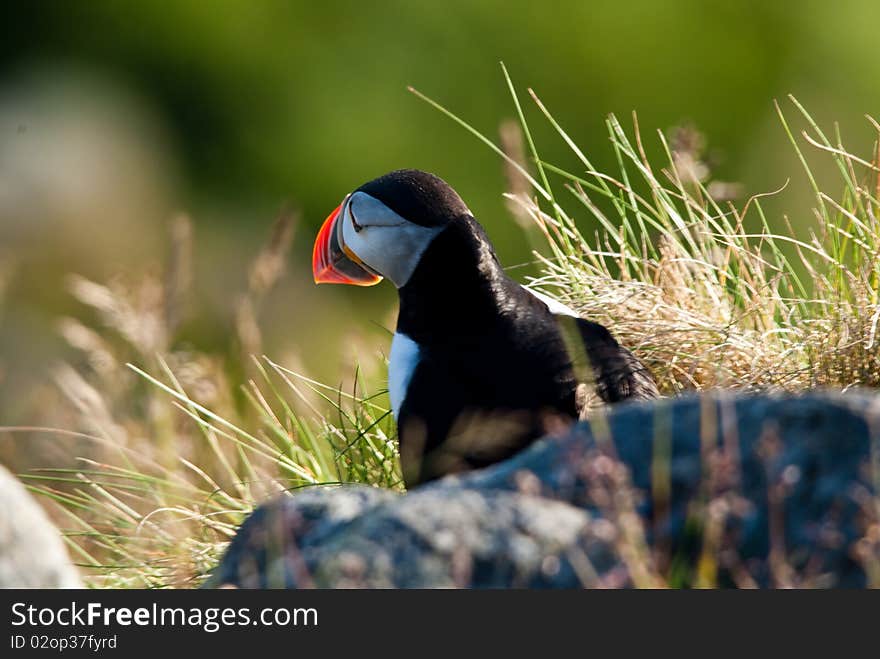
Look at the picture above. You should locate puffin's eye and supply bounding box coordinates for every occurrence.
[349,205,364,233]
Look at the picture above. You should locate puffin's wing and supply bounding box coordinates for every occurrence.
[524,288,659,406]
[558,315,660,410]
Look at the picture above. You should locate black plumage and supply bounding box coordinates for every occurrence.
[369,172,659,485]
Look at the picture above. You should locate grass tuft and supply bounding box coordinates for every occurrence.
[411,80,880,393]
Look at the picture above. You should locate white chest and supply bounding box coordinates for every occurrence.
[388,333,421,420]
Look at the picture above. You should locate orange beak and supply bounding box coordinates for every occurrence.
[312,200,382,286]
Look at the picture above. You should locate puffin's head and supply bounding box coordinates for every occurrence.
[312,169,469,288]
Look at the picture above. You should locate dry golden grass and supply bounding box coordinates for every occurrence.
[510,99,880,395]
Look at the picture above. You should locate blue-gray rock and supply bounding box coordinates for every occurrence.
[211,391,880,588]
[210,485,625,588]
[0,464,81,588]
[453,390,880,587]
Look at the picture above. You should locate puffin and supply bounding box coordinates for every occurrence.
[313,169,658,486]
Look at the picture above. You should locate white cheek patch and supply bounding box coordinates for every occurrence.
[526,288,579,318]
[341,192,443,288]
[388,333,420,420]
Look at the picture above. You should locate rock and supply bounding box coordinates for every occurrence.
[207,485,397,588]
[211,391,880,588]
[211,485,625,588]
[455,390,880,587]
[0,464,81,588]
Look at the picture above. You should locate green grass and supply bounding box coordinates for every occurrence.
[15,68,880,587]
[23,354,399,588]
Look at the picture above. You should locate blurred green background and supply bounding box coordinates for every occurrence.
[1,0,878,433]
